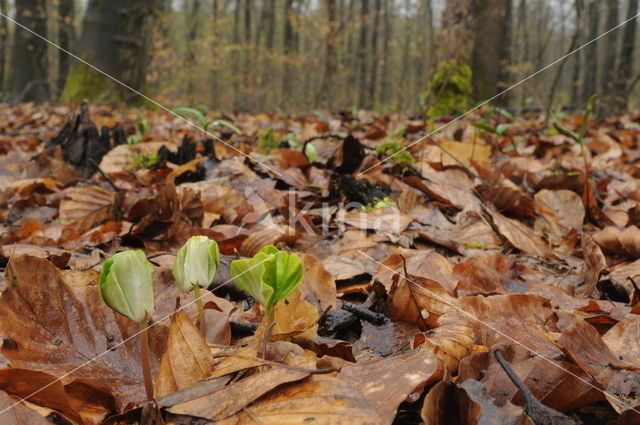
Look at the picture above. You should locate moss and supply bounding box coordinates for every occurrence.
[131,152,159,171]
[256,129,280,154]
[375,139,414,168]
[422,59,472,117]
[60,63,112,103]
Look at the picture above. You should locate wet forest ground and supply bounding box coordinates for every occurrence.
[0,103,639,424]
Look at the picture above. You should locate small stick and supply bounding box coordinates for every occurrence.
[90,159,121,192]
[139,320,154,401]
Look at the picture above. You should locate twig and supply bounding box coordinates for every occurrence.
[90,159,120,192]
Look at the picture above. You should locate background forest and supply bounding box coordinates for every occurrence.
[0,0,639,115]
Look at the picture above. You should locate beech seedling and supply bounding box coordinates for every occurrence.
[100,250,155,401]
[230,245,303,334]
[172,235,220,335]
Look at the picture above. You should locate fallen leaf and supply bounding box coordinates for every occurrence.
[459,379,532,425]
[338,350,443,425]
[59,185,119,234]
[593,226,640,258]
[575,234,607,297]
[299,253,337,311]
[154,311,215,398]
[488,208,548,256]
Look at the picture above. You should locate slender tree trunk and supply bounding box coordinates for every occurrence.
[380,0,392,103]
[368,0,381,107]
[319,0,337,108]
[471,0,509,102]
[356,0,369,108]
[516,0,530,105]
[57,0,75,96]
[612,0,639,114]
[545,0,582,124]
[211,0,220,105]
[282,0,296,109]
[582,0,599,103]
[599,0,619,115]
[232,0,241,108]
[186,0,200,103]
[61,0,159,103]
[495,0,512,105]
[569,0,583,107]
[242,0,253,109]
[11,0,50,103]
[0,0,8,97]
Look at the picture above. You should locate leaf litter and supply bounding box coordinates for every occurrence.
[0,104,638,424]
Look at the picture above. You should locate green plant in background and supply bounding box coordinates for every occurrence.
[553,94,598,151]
[131,152,159,171]
[99,250,155,401]
[422,59,472,117]
[172,106,242,135]
[230,246,303,344]
[375,139,415,170]
[257,128,280,153]
[172,236,220,335]
[127,118,150,145]
[363,196,397,212]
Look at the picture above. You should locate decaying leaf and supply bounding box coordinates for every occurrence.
[593,226,640,258]
[59,185,119,234]
[155,311,215,397]
[575,233,607,297]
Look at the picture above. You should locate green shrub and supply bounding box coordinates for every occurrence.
[422,59,472,117]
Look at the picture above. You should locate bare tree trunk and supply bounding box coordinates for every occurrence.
[11,0,50,103]
[57,0,75,97]
[569,0,583,107]
[282,0,296,109]
[186,0,200,103]
[211,0,220,104]
[599,0,619,115]
[516,0,530,105]
[242,0,253,109]
[380,0,392,103]
[356,0,369,108]
[319,0,338,108]
[369,0,381,107]
[471,0,509,102]
[0,0,8,96]
[61,0,159,103]
[582,0,600,103]
[545,0,582,124]
[612,0,639,114]
[496,0,512,105]
[232,0,241,108]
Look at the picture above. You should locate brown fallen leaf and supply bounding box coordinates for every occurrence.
[214,374,383,425]
[59,185,119,234]
[0,390,51,425]
[488,207,548,257]
[388,267,457,330]
[419,311,475,371]
[154,311,215,398]
[476,184,536,218]
[0,369,114,425]
[534,189,585,245]
[459,379,532,425]
[575,234,607,297]
[299,253,337,312]
[0,255,189,408]
[167,366,310,420]
[603,315,640,366]
[338,350,443,425]
[593,226,640,258]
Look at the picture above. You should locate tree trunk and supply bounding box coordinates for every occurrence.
[11,0,50,103]
[599,0,619,115]
[582,0,599,103]
[612,0,639,114]
[471,0,509,102]
[496,0,512,105]
[368,0,381,107]
[356,0,369,109]
[0,0,8,97]
[186,0,200,103]
[569,0,583,107]
[319,0,337,108]
[380,0,392,103]
[282,0,296,109]
[61,0,159,103]
[57,0,75,96]
[211,0,220,104]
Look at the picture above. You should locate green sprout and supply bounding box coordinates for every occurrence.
[172,106,242,135]
[257,129,280,153]
[172,236,220,335]
[230,246,303,354]
[100,250,155,401]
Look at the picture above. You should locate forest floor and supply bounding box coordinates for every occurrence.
[0,103,639,425]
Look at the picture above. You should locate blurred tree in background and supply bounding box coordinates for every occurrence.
[0,0,639,115]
